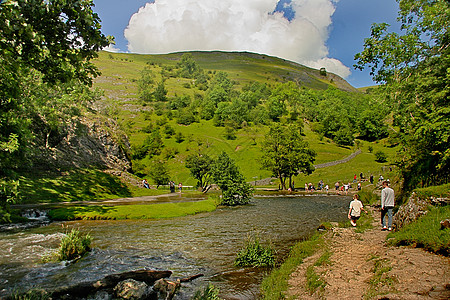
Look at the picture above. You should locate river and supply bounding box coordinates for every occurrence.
[0,194,350,299]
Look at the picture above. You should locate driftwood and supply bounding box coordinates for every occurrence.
[51,269,172,298]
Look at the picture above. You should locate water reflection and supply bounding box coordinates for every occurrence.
[0,195,349,299]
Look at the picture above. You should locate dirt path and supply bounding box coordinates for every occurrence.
[287,208,450,299]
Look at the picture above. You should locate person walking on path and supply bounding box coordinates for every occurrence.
[381,180,395,231]
[348,194,367,227]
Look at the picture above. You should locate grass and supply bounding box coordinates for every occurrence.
[43,228,92,262]
[306,250,331,295]
[413,183,450,199]
[48,198,217,220]
[192,284,223,300]
[18,169,172,204]
[387,205,450,255]
[261,232,325,300]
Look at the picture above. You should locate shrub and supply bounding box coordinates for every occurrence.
[56,228,92,261]
[374,151,387,163]
[235,233,275,268]
[368,145,374,153]
[193,284,222,300]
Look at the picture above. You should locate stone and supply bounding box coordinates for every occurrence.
[114,279,153,300]
[440,219,450,230]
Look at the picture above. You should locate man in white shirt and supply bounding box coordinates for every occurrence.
[381,180,395,231]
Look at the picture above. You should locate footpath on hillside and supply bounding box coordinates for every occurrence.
[287,207,450,299]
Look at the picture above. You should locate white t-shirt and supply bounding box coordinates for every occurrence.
[349,200,363,217]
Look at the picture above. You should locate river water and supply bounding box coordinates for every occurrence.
[0,195,350,299]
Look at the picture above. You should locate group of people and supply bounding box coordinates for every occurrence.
[142,179,183,193]
[348,180,395,230]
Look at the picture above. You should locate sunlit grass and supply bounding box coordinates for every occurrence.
[48,198,217,220]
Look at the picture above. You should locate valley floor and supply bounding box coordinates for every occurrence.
[287,207,450,299]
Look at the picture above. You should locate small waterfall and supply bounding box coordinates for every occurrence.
[0,209,51,231]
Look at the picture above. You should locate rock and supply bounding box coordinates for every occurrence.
[393,192,430,230]
[153,278,180,300]
[440,219,450,230]
[114,279,155,300]
[88,290,112,300]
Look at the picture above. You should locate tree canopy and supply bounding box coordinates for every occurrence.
[354,0,450,190]
[261,123,316,190]
[0,0,111,210]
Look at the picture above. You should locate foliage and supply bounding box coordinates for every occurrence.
[0,179,19,222]
[0,0,110,173]
[10,289,50,300]
[193,284,223,300]
[235,233,275,268]
[354,0,450,190]
[374,151,388,163]
[148,159,170,188]
[212,152,253,206]
[261,123,316,190]
[185,153,214,192]
[55,228,92,262]
[387,205,450,255]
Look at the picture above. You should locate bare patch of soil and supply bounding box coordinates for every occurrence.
[287,208,450,299]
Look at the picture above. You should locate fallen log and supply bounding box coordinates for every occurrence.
[51,269,172,298]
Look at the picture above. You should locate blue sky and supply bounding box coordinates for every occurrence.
[92,0,400,88]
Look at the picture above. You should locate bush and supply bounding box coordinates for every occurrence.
[193,284,222,300]
[56,228,92,261]
[235,233,275,268]
[374,151,387,163]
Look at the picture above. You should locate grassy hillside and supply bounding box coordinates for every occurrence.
[90,50,397,189]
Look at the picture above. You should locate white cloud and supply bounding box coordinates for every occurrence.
[124,0,351,78]
[103,44,121,53]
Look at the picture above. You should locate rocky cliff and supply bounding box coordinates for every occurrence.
[34,114,131,172]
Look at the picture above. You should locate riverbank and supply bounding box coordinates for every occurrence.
[263,206,450,299]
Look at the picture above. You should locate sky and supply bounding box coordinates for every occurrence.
[92,0,400,88]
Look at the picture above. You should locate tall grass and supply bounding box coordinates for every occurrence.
[193,284,223,300]
[235,233,275,268]
[261,233,325,299]
[387,205,450,255]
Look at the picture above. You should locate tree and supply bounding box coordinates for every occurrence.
[185,153,214,192]
[211,152,253,206]
[0,0,110,212]
[354,0,450,190]
[149,159,170,188]
[177,53,200,78]
[261,123,316,190]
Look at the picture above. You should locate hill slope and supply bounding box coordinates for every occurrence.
[91,50,394,187]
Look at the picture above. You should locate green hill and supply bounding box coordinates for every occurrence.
[89,50,396,188]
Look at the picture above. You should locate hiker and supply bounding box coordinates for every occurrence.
[143,179,150,189]
[348,194,367,227]
[381,180,395,231]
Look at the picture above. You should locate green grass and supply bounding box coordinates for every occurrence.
[48,198,217,220]
[306,250,331,295]
[413,183,450,199]
[261,233,325,300]
[18,169,171,204]
[387,205,450,255]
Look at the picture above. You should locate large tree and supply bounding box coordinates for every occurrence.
[0,0,111,212]
[261,123,316,190]
[185,153,214,192]
[354,0,450,190]
[212,152,253,206]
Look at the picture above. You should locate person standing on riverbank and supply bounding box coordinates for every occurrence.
[348,194,367,227]
[381,180,395,231]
